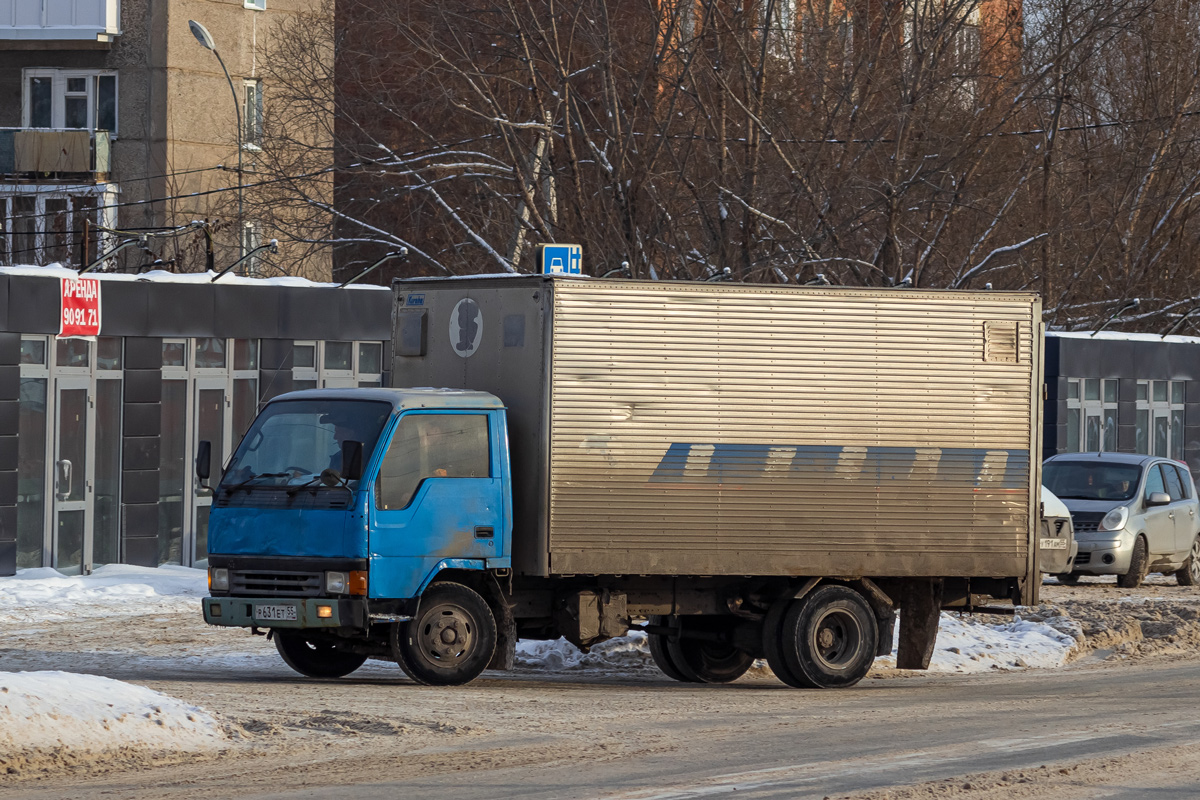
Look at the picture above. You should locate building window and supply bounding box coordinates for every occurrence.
[1136,380,1185,460]
[22,70,118,133]
[293,340,385,389]
[243,79,263,147]
[240,221,262,273]
[1,192,104,267]
[1066,378,1117,452]
[245,0,266,9]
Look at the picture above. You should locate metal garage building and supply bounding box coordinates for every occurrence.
[0,268,390,576]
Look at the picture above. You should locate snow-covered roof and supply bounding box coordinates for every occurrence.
[0,264,389,291]
[1047,330,1200,346]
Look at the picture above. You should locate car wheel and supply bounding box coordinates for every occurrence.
[1116,536,1149,589]
[1055,573,1081,585]
[1176,536,1200,586]
[274,632,368,678]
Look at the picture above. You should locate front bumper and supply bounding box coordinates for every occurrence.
[203,596,367,630]
[1072,533,1134,575]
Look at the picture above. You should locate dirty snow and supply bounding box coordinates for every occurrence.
[0,564,206,624]
[0,672,226,753]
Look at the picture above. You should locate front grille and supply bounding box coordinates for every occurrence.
[1074,552,1091,565]
[1054,519,1067,535]
[230,570,323,597]
[215,490,351,510]
[1071,511,1105,533]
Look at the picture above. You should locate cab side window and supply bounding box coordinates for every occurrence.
[1163,464,1186,502]
[1145,464,1167,501]
[376,414,490,510]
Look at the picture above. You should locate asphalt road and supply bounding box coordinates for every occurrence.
[7,646,1200,800]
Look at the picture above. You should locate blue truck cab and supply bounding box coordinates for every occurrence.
[203,387,513,684]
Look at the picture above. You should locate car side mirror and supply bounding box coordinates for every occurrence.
[1147,491,1171,507]
[196,440,212,481]
[341,440,364,481]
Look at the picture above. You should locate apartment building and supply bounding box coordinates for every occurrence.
[0,0,332,278]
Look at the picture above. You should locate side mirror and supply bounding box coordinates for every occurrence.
[56,459,72,501]
[196,440,212,481]
[1147,491,1171,507]
[341,440,364,481]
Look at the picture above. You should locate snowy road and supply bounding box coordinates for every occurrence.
[2,568,1199,798]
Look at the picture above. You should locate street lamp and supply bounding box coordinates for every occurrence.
[188,19,244,258]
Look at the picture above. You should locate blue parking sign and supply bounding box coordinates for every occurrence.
[539,244,583,275]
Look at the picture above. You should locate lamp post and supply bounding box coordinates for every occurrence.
[188,19,244,259]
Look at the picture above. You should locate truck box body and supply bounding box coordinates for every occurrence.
[392,277,1043,591]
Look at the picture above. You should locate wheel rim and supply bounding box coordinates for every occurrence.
[415,602,477,666]
[1191,540,1200,583]
[809,608,864,671]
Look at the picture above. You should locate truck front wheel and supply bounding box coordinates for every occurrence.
[769,585,877,689]
[274,633,368,679]
[392,582,497,686]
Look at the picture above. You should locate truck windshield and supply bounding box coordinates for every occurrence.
[1043,461,1142,502]
[219,399,392,490]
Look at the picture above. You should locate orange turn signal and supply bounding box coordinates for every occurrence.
[348,571,368,596]
[317,605,333,619]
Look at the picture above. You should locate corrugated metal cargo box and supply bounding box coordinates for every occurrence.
[392,277,1043,582]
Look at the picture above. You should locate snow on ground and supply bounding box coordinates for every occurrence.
[0,564,206,624]
[0,671,226,753]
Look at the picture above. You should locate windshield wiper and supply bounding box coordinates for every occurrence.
[224,472,289,495]
[286,475,325,497]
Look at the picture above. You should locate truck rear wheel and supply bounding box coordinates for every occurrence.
[646,616,698,683]
[775,585,878,689]
[392,582,497,686]
[665,618,755,684]
[274,633,368,679]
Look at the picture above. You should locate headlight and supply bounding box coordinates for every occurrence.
[209,568,229,592]
[325,571,347,594]
[1099,506,1130,532]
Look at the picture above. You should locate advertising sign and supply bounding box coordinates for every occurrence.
[60,277,102,338]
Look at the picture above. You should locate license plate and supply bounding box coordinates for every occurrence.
[1040,537,1069,550]
[254,604,298,621]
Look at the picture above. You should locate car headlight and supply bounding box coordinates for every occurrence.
[209,568,229,592]
[1099,506,1130,532]
[325,571,347,594]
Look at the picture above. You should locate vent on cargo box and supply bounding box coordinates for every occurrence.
[396,309,427,356]
[984,321,1019,363]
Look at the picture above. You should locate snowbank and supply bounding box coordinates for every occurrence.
[0,264,388,290]
[0,671,226,754]
[877,612,1079,673]
[0,564,206,624]
[515,613,1079,676]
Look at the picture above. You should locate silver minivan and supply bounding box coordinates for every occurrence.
[1043,453,1200,587]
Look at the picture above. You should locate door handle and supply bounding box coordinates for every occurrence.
[55,459,72,501]
[474,526,494,539]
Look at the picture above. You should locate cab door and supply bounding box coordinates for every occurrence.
[369,411,506,599]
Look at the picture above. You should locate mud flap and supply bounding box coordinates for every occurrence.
[486,584,517,671]
[896,578,944,670]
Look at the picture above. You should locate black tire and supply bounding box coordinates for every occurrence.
[1176,536,1200,586]
[1055,572,1082,585]
[664,617,755,684]
[647,616,698,683]
[1117,536,1149,589]
[274,632,368,679]
[391,582,497,686]
[779,585,878,689]
[763,595,808,688]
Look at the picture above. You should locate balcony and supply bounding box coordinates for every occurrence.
[0,0,121,46]
[0,129,111,179]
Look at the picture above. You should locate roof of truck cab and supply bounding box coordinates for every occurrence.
[267,387,504,411]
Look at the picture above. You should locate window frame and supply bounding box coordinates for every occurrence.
[374,412,493,511]
[244,0,266,9]
[242,78,263,149]
[21,68,118,135]
[1066,377,1118,452]
[1136,380,1185,459]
